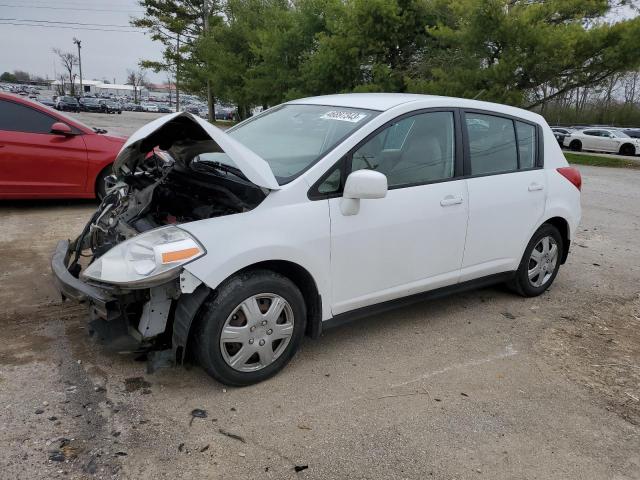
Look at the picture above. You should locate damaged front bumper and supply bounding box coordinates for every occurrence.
[51,239,158,352]
[51,239,208,370]
[51,239,119,320]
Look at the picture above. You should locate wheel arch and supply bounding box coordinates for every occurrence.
[173,259,323,365]
[233,260,323,339]
[542,216,571,264]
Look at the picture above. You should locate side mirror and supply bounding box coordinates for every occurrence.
[340,169,388,216]
[51,122,73,136]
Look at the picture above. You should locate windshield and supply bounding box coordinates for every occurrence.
[197,104,379,184]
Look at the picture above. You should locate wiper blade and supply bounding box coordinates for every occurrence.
[194,159,247,180]
[92,127,107,134]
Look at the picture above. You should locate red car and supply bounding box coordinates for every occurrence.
[0,92,126,199]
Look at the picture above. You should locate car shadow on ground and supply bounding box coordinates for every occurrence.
[0,198,99,210]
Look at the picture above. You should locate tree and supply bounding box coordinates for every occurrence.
[132,0,220,117]
[53,48,78,96]
[0,71,17,83]
[13,70,30,82]
[298,0,433,95]
[404,0,640,108]
[126,69,147,104]
[55,74,67,96]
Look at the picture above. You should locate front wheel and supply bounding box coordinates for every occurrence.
[509,224,563,297]
[194,270,306,386]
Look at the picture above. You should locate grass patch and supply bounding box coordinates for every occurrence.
[564,152,640,169]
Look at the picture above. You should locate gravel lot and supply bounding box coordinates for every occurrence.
[0,112,639,479]
[66,111,168,137]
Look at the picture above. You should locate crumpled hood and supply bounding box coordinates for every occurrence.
[113,112,280,190]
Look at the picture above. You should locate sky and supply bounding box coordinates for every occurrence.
[0,0,164,83]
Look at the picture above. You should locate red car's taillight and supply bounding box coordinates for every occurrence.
[557,167,582,191]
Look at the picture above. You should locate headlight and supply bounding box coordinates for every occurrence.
[82,226,205,287]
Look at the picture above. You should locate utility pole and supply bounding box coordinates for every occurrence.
[73,38,83,96]
[175,33,180,112]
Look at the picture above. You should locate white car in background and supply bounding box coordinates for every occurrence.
[563,128,639,156]
[142,103,159,113]
[52,93,582,386]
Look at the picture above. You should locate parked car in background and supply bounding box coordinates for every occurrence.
[79,97,104,113]
[51,93,581,386]
[55,96,80,112]
[0,92,126,199]
[563,128,639,155]
[38,98,56,108]
[99,99,122,114]
[215,107,236,120]
[142,103,159,112]
[622,129,640,139]
[123,103,144,112]
[551,127,575,146]
[157,105,173,113]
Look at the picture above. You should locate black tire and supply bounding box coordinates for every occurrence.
[194,270,306,386]
[95,165,113,200]
[509,224,563,297]
[569,140,582,152]
[619,143,636,156]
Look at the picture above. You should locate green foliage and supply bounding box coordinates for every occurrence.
[407,0,640,107]
[135,0,640,112]
[543,102,640,127]
[564,152,640,169]
[0,72,18,83]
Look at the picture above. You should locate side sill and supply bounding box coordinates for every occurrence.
[322,272,516,332]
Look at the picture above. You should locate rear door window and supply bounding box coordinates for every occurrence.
[465,113,518,175]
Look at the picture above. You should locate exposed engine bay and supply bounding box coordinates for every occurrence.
[70,115,267,268]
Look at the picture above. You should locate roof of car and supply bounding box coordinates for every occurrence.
[287,93,543,123]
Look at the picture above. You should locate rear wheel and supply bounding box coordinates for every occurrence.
[195,270,306,386]
[619,143,636,156]
[509,224,563,297]
[569,140,582,152]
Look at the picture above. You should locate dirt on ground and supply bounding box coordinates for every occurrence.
[0,164,639,479]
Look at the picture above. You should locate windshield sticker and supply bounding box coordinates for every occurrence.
[321,111,367,123]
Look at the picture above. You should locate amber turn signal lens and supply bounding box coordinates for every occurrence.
[161,247,201,264]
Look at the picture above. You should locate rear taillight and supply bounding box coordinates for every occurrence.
[557,167,582,191]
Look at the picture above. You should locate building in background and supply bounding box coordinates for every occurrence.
[50,78,147,98]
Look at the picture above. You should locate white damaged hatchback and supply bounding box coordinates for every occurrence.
[52,93,582,386]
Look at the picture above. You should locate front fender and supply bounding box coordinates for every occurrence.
[179,200,332,319]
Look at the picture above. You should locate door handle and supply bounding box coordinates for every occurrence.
[440,195,463,207]
[528,183,544,192]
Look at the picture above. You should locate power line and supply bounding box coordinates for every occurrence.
[0,21,146,33]
[0,17,142,28]
[0,3,143,13]
[0,0,139,5]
